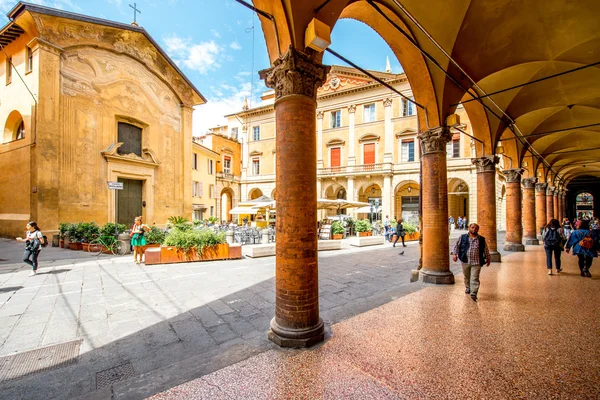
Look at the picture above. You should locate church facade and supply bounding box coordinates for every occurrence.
[0,3,205,237]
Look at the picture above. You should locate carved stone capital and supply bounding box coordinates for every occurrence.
[418,126,451,155]
[535,183,547,193]
[383,98,392,107]
[502,168,524,183]
[316,111,324,119]
[547,186,555,195]
[348,105,356,114]
[259,46,330,101]
[522,177,537,189]
[472,155,499,173]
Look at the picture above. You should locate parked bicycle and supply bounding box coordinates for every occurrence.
[87,235,128,256]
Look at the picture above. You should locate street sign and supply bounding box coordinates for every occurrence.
[107,181,124,190]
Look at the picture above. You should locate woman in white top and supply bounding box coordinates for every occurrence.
[16,221,45,276]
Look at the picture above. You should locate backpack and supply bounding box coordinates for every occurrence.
[579,232,594,250]
[41,235,49,248]
[544,229,560,247]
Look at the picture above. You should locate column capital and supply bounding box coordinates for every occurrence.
[259,46,330,101]
[472,155,499,173]
[383,98,393,107]
[535,182,548,192]
[502,168,524,183]
[418,126,451,156]
[316,110,324,119]
[522,177,538,189]
[348,104,356,114]
[547,186,555,195]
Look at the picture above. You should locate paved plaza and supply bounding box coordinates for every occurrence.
[0,235,461,399]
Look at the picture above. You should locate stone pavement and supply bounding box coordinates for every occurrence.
[152,243,600,400]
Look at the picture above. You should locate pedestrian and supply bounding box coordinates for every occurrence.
[383,215,391,242]
[463,216,468,229]
[565,219,598,277]
[393,218,406,247]
[448,215,455,230]
[16,221,46,276]
[542,219,565,275]
[457,216,463,230]
[451,223,491,302]
[130,216,148,264]
[562,217,572,240]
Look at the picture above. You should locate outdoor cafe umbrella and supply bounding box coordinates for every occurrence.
[317,198,370,216]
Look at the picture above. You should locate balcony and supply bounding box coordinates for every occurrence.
[216,172,240,182]
[318,163,393,177]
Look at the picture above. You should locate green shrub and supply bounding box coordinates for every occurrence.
[403,222,418,233]
[79,221,100,242]
[331,221,345,234]
[343,217,355,228]
[163,228,226,253]
[192,219,203,227]
[208,216,219,224]
[168,216,189,225]
[100,222,127,237]
[354,219,372,232]
[146,226,167,245]
[59,222,74,239]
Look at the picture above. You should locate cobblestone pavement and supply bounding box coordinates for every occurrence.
[0,231,506,399]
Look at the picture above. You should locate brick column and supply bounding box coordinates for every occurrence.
[472,156,501,262]
[552,188,560,221]
[259,48,329,348]
[557,190,564,221]
[522,178,539,245]
[503,169,525,251]
[535,183,548,239]
[418,126,454,284]
[546,186,555,222]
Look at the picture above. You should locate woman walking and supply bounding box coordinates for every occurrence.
[393,218,406,247]
[130,216,148,264]
[565,219,598,277]
[542,219,565,275]
[16,221,46,276]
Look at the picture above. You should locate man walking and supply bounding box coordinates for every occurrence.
[451,223,491,302]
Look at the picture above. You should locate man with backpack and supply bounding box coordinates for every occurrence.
[451,223,491,302]
[565,219,598,277]
[543,219,565,275]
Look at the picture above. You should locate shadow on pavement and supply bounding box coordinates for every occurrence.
[0,286,23,294]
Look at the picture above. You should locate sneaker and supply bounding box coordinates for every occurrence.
[465,288,470,294]
[470,294,477,302]
[548,269,552,275]
[580,271,586,277]
[28,270,37,277]
[585,270,592,278]
[556,268,562,273]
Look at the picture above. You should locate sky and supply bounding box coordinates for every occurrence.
[0,0,404,136]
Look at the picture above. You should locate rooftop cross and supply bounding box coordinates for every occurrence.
[129,2,141,25]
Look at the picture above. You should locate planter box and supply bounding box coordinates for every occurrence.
[69,242,83,251]
[391,232,420,242]
[157,243,241,264]
[143,243,161,254]
[332,234,343,240]
[145,248,161,265]
[349,236,385,247]
[357,231,372,237]
[82,243,90,252]
[59,239,65,248]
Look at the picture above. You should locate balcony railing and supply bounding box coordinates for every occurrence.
[216,172,240,182]
[318,163,393,177]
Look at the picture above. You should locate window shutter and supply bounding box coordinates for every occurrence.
[364,143,375,164]
[330,147,341,167]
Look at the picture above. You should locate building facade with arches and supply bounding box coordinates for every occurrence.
[0,4,205,237]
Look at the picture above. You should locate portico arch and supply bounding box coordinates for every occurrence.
[220,187,234,222]
[248,188,263,200]
[448,178,469,225]
[394,181,420,224]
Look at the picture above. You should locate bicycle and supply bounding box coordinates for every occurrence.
[87,235,128,256]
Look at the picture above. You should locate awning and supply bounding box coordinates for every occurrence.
[229,206,259,215]
[192,204,206,211]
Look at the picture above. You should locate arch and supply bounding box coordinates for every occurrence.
[326,138,345,147]
[322,182,347,199]
[448,178,469,226]
[358,133,380,143]
[394,180,420,224]
[248,188,263,200]
[220,187,235,222]
[3,110,25,143]
[575,191,594,219]
[271,188,277,200]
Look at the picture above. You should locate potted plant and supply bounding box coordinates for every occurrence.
[145,226,166,247]
[354,219,372,237]
[331,221,344,240]
[161,226,228,262]
[403,222,419,241]
[80,222,100,252]
[58,222,70,248]
[68,222,84,250]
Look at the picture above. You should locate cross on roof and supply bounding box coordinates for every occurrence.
[129,3,141,25]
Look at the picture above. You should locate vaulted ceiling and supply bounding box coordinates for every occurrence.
[251,0,600,186]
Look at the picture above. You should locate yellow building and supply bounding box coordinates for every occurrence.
[219,65,508,229]
[191,139,219,220]
[0,3,205,237]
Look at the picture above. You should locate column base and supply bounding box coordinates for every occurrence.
[268,317,324,348]
[419,269,455,285]
[489,251,502,262]
[503,242,525,252]
[524,238,540,245]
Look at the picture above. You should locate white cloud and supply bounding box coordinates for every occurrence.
[229,41,241,50]
[193,81,264,136]
[210,29,221,38]
[163,34,221,74]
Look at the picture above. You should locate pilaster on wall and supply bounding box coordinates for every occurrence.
[348,105,356,166]
[181,105,194,220]
[32,39,63,232]
[316,111,324,169]
[383,98,393,163]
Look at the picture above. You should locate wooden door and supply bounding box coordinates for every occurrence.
[117,179,143,226]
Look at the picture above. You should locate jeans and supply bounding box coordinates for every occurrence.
[23,248,40,271]
[544,245,562,270]
[462,263,482,296]
[393,233,405,246]
[577,254,593,272]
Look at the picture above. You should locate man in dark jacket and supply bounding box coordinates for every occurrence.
[392,218,406,247]
[451,223,491,302]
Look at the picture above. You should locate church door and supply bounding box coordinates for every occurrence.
[117,178,143,226]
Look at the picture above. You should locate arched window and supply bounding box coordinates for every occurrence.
[15,121,24,140]
[3,110,25,143]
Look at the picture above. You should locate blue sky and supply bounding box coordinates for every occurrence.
[0,0,403,135]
